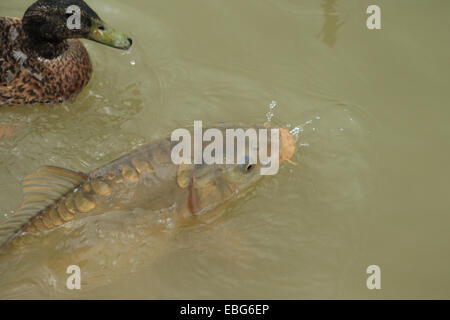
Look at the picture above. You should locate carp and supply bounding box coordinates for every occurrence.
[0,124,295,251]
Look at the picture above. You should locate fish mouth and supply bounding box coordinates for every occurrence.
[88,18,132,50]
[278,128,295,162]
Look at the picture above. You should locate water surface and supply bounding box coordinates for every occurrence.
[0,0,449,299]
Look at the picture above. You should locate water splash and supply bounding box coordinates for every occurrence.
[266,100,278,122]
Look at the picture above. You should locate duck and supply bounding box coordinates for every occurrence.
[0,0,132,105]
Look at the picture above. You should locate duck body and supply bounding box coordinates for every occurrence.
[0,0,132,106]
[0,17,92,105]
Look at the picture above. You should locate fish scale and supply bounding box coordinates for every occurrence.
[14,150,157,237]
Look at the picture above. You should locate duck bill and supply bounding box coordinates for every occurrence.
[88,19,132,50]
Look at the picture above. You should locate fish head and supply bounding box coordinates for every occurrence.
[177,126,295,215]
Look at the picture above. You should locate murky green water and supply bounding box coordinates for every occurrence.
[0,0,449,299]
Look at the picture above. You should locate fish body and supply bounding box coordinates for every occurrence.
[0,125,295,250]
[1,138,187,247]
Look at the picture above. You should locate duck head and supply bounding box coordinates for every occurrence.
[22,0,132,50]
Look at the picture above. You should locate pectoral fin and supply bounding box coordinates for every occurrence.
[176,162,194,189]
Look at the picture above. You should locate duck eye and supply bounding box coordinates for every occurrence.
[246,164,254,172]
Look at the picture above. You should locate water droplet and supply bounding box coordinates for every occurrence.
[290,126,303,138]
[269,100,278,109]
[130,60,136,66]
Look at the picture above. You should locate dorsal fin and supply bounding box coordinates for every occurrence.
[0,166,87,248]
